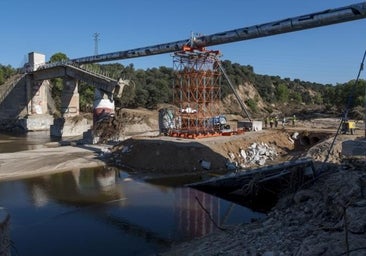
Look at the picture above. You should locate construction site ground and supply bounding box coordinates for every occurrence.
[103,109,360,178]
[109,129,298,177]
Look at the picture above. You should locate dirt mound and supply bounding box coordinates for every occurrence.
[107,129,297,176]
[92,108,159,143]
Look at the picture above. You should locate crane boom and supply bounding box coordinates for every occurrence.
[69,2,366,65]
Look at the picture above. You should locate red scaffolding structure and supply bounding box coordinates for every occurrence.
[171,46,223,138]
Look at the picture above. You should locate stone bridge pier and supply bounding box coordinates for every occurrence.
[50,76,90,138]
[61,78,79,117]
[21,53,54,131]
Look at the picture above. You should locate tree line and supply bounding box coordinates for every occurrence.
[1,54,365,119]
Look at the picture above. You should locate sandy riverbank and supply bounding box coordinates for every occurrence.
[0,144,106,181]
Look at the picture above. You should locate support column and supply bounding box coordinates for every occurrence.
[29,80,49,115]
[26,52,48,115]
[25,52,49,116]
[21,76,53,132]
[61,77,79,117]
[50,77,91,138]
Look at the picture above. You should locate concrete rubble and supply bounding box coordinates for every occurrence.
[113,141,278,172]
[227,142,278,169]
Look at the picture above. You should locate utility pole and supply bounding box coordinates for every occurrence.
[93,32,100,55]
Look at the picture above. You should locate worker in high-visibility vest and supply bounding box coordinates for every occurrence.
[269,117,274,128]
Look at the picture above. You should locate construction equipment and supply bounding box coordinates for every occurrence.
[57,2,366,66]
[215,60,252,123]
[341,120,356,135]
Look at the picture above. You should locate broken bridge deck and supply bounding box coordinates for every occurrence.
[187,158,316,196]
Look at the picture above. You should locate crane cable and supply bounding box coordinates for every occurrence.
[322,48,366,169]
[215,59,253,122]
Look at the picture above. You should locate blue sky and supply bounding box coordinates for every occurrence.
[1,0,366,85]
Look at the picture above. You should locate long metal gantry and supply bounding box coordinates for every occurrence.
[65,2,366,65]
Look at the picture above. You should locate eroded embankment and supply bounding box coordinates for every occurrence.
[106,129,322,177]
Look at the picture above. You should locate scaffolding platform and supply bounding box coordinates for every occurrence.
[171,47,223,138]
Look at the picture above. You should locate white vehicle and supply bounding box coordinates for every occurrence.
[179,107,197,114]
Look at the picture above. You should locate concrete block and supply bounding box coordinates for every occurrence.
[237,120,263,131]
[342,139,366,158]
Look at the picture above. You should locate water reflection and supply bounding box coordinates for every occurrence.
[0,167,265,255]
[28,167,124,207]
[176,188,220,239]
[0,131,59,153]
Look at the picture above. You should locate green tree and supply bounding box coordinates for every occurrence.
[255,75,275,103]
[50,52,68,63]
[79,82,94,112]
[245,98,257,113]
[276,83,289,102]
[49,53,69,112]
[0,64,16,85]
[291,92,302,103]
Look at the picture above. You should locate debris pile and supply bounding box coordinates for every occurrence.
[92,116,125,144]
[92,108,159,144]
[227,142,278,169]
[306,136,343,163]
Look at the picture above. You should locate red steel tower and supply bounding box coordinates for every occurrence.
[172,46,223,138]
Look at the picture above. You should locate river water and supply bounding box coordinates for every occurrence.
[0,132,265,256]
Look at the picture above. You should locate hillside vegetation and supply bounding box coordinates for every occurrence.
[1,58,365,120]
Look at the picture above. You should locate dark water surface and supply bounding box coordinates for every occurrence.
[0,132,266,255]
[0,131,59,153]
